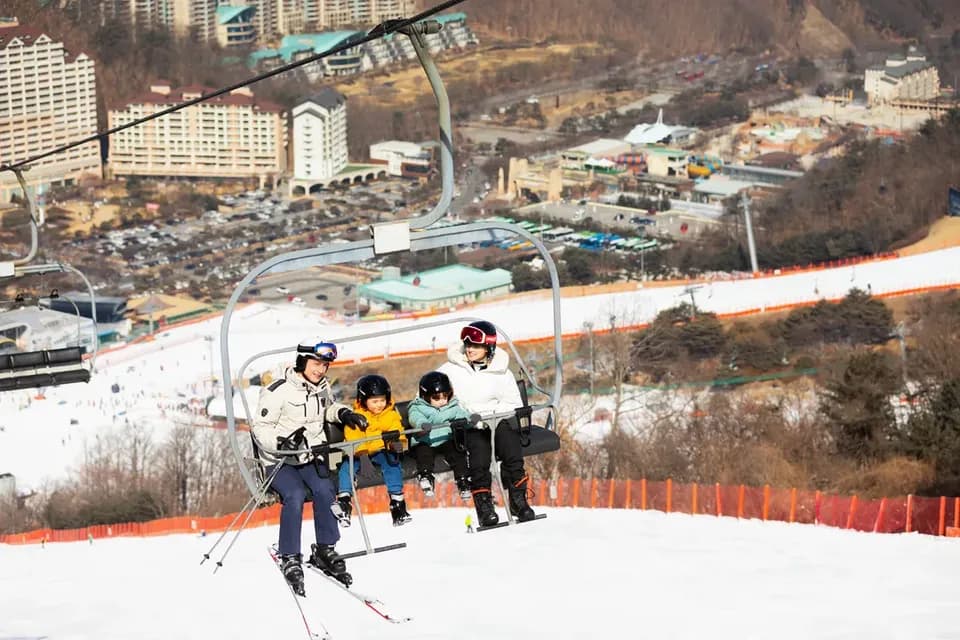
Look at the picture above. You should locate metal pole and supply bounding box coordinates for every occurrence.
[742,192,759,274]
[585,322,594,397]
[347,448,374,554]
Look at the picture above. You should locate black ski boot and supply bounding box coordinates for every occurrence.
[390,495,413,526]
[508,475,536,522]
[334,493,352,528]
[472,489,499,527]
[280,553,305,596]
[309,543,352,587]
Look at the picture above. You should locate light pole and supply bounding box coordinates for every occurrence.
[584,321,595,397]
[741,192,759,274]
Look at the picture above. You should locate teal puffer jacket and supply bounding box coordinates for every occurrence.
[406,396,472,447]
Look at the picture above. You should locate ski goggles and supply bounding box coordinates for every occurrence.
[297,341,338,362]
[460,325,496,346]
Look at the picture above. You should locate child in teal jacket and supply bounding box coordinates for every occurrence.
[407,371,473,500]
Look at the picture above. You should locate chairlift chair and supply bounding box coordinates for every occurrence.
[0,168,99,391]
[220,19,564,545]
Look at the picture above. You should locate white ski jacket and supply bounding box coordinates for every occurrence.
[252,367,350,465]
[436,344,522,425]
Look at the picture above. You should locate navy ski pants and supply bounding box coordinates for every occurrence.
[269,461,339,556]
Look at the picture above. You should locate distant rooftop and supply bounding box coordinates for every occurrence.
[359,264,511,303]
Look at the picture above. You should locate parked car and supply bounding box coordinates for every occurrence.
[315,293,328,301]
[276,286,290,294]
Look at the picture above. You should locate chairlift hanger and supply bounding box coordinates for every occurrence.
[0,168,100,390]
[220,20,565,509]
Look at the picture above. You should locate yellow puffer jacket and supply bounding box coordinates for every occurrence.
[344,399,407,456]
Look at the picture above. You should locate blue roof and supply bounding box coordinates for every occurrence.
[359,265,512,303]
[432,12,467,25]
[281,31,364,54]
[216,5,252,24]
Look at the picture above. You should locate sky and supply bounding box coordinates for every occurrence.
[2,507,959,639]
[1,246,959,491]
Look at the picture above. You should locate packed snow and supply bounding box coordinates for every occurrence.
[2,507,959,639]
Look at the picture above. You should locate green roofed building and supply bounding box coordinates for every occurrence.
[359,264,512,312]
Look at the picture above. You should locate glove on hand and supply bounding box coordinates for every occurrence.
[418,422,435,434]
[277,427,307,454]
[449,418,469,431]
[388,440,404,453]
[381,430,404,453]
[469,413,482,425]
[338,408,368,430]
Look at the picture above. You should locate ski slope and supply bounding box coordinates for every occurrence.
[2,247,960,491]
[1,507,959,639]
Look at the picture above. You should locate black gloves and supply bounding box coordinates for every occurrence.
[469,413,482,425]
[418,422,434,434]
[276,427,306,454]
[449,417,469,431]
[338,408,368,430]
[381,430,404,453]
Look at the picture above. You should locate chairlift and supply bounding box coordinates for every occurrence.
[219,19,564,549]
[0,168,99,391]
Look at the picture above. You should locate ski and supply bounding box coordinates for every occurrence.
[267,547,333,640]
[478,513,547,533]
[303,563,413,624]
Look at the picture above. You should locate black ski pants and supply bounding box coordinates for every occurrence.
[464,418,526,492]
[413,440,468,481]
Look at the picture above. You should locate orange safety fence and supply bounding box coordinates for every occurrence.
[4,478,960,545]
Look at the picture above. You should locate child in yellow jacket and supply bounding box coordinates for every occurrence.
[335,374,411,527]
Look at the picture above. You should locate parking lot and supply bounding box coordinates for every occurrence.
[515,201,656,233]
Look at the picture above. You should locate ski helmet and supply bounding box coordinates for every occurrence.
[357,374,391,406]
[461,320,498,357]
[418,371,453,401]
[295,337,338,372]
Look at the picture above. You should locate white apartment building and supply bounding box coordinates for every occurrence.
[292,88,348,181]
[0,21,102,203]
[108,83,286,180]
[314,0,413,29]
[864,48,940,105]
[216,5,257,47]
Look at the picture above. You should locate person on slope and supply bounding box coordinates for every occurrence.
[335,374,412,527]
[436,320,536,528]
[406,370,473,501]
[252,338,368,595]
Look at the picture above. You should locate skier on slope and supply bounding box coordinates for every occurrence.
[252,338,369,595]
[437,320,536,528]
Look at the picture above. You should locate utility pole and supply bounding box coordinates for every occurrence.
[584,322,595,397]
[741,192,759,274]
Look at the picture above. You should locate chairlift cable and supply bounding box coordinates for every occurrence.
[0,0,468,174]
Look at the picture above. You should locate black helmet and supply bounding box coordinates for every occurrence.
[357,374,391,406]
[461,320,497,356]
[418,371,453,401]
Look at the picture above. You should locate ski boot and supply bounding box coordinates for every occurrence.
[334,493,352,528]
[390,495,413,526]
[508,475,536,523]
[418,472,435,498]
[472,488,499,527]
[280,553,305,596]
[309,543,352,587]
[456,476,472,502]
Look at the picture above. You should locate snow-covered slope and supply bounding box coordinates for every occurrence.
[2,507,959,639]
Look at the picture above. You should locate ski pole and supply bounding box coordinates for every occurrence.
[202,458,284,567]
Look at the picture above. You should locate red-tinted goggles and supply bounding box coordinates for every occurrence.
[461,325,496,345]
[298,342,338,362]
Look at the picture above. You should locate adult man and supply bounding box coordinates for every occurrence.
[437,320,536,527]
[252,338,368,595]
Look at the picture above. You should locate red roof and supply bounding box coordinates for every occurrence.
[123,85,284,113]
[0,25,47,48]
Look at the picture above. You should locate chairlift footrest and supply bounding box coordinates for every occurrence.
[339,542,407,560]
[478,513,547,532]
